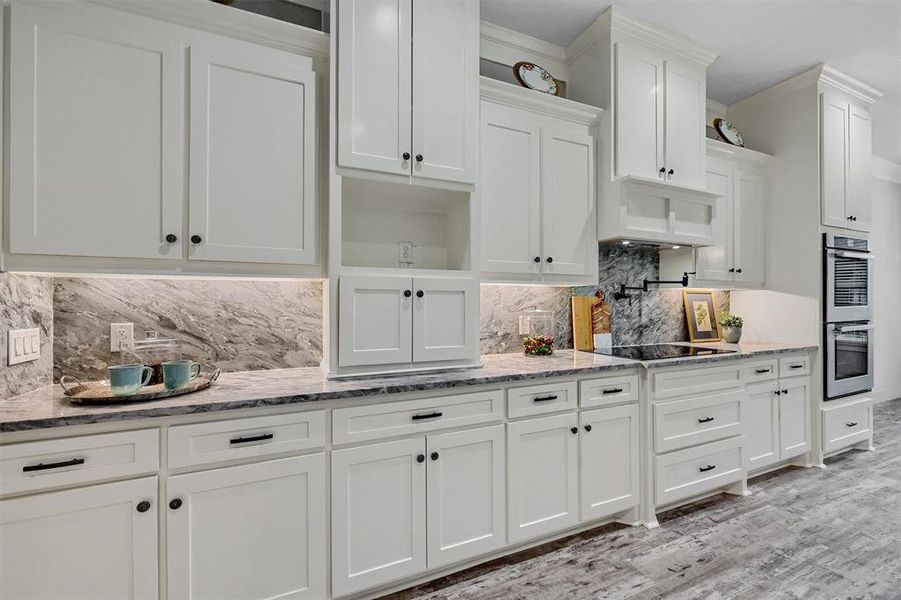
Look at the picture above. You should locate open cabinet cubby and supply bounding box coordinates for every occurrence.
[341,178,471,271]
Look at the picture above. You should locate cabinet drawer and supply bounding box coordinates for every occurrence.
[655,437,745,508]
[507,381,578,419]
[744,359,777,383]
[168,411,325,469]
[823,399,872,454]
[649,363,742,400]
[779,355,810,378]
[1,429,159,497]
[654,391,743,453]
[580,374,639,408]
[332,390,503,445]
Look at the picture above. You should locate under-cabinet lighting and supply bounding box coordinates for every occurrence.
[621,240,631,246]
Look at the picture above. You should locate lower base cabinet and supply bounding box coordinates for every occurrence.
[580,404,640,520]
[166,455,326,600]
[745,377,811,472]
[779,380,811,458]
[332,426,505,597]
[0,477,158,600]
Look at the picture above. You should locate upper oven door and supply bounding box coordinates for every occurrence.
[826,323,874,399]
[826,247,874,323]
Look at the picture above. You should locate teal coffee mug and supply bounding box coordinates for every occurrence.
[162,360,202,390]
[108,364,153,397]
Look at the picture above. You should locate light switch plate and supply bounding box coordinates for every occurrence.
[8,328,40,366]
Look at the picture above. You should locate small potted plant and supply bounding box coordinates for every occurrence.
[719,312,744,344]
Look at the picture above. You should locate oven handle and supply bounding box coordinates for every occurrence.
[834,324,874,333]
[831,250,875,260]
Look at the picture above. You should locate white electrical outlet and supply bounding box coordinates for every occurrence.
[398,241,414,265]
[7,328,40,365]
[110,322,134,352]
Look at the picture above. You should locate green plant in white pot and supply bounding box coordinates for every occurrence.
[719,313,744,344]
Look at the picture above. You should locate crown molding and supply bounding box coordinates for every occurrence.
[480,21,568,79]
[818,64,884,105]
[728,65,823,113]
[872,156,901,184]
[480,77,603,126]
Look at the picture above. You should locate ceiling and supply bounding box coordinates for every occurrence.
[481,0,901,163]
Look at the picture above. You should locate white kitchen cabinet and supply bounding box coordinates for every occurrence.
[779,379,811,459]
[8,2,184,259]
[479,79,601,283]
[580,404,640,521]
[339,275,478,368]
[732,167,766,284]
[188,37,316,265]
[663,58,707,188]
[167,455,326,600]
[426,425,506,568]
[507,413,580,542]
[0,477,158,600]
[821,92,872,232]
[337,0,477,185]
[744,382,781,471]
[332,438,427,597]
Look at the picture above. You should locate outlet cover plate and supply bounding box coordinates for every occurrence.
[8,328,40,366]
[110,322,134,352]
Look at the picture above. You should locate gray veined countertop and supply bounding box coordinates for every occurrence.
[0,343,816,433]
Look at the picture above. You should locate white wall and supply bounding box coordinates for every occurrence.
[871,174,901,402]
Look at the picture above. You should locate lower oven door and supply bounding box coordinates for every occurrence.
[826,323,874,399]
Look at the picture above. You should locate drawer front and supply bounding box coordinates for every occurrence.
[168,411,325,469]
[655,437,745,508]
[823,399,872,454]
[580,374,639,408]
[649,364,743,400]
[654,391,743,453]
[744,359,778,384]
[1,429,159,497]
[779,355,810,378]
[332,390,503,445]
[507,381,578,419]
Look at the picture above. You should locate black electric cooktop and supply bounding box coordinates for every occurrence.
[593,344,736,361]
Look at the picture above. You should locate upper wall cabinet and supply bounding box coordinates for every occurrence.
[336,0,478,186]
[821,93,873,232]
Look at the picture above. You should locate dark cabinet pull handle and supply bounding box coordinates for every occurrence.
[165,234,178,243]
[602,388,623,395]
[790,364,804,370]
[430,452,439,461]
[415,154,423,163]
[735,268,742,274]
[229,433,274,445]
[416,290,424,298]
[546,257,553,263]
[416,454,425,463]
[533,395,558,402]
[570,427,578,435]
[783,389,789,395]
[23,457,85,472]
[697,416,715,424]
[403,289,412,297]
[699,464,716,473]
[846,422,858,427]
[584,424,592,432]
[136,500,152,513]
[754,368,770,374]
[169,498,183,510]
[402,152,411,160]
[190,234,202,244]
[534,256,541,263]
[411,412,442,421]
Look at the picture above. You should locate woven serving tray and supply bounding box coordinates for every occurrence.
[60,369,221,405]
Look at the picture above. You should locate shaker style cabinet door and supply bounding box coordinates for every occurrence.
[695,158,734,281]
[188,38,317,265]
[732,168,766,284]
[332,438,427,597]
[339,276,414,367]
[744,382,780,471]
[580,404,640,522]
[411,0,479,184]
[847,104,873,232]
[663,58,707,189]
[614,42,664,180]
[412,278,479,363]
[337,0,412,176]
[779,380,811,460]
[820,93,851,229]
[480,103,542,275]
[426,425,506,568]
[8,2,184,259]
[166,456,326,600]
[0,477,158,600]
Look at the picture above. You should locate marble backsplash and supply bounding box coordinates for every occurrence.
[0,273,54,398]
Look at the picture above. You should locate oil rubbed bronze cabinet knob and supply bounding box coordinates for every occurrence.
[431,452,439,461]
[403,152,411,160]
[169,498,183,510]
[190,235,202,244]
[165,234,178,243]
[416,454,426,463]
[415,154,423,163]
[136,500,151,513]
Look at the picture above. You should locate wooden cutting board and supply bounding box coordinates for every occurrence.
[571,292,611,351]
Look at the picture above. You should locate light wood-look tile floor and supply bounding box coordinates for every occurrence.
[386,400,900,600]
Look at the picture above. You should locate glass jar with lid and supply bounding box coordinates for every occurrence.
[518,309,555,356]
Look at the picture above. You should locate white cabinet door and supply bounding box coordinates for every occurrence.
[167,456,326,600]
[426,425,506,568]
[821,93,850,229]
[847,104,873,232]
[733,168,766,284]
[507,413,580,543]
[695,158,734,281]
[412,278,478,363]
[663,58,706,189]
[332,438,426,597]
[540,127,596,277]
[411,0,478,184]
[337,0,412,175]
[339,276,413,367]
[614,42,664,180]
[188,39,316,265]
[580,404,639,522]
[779,379,811,460]
[480,103,541,275]
[8,2,183,259]
[745,383,780,471]
[0,477,158,600]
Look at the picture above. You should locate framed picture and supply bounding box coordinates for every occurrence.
[682,290,721,342]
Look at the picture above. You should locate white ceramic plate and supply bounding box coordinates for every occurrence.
[513,61,559,96]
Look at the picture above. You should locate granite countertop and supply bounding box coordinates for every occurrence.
[0,343,816,433]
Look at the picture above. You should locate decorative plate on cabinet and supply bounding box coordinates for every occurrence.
[713,118,745,147]
[513,61,561,96]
